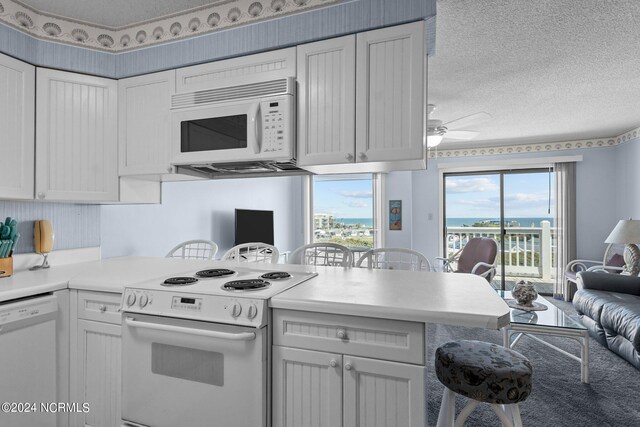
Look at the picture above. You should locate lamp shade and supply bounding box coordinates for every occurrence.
[605,219,640,244]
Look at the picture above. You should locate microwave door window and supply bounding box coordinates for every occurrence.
[181,115,248,153]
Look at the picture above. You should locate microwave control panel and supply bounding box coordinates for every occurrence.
[261,97,291,155]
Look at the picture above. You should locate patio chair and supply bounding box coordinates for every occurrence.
[436,237,498,282]
[355,248,431,271]
[289,243,353,267]
[564,243,625,297]
[165,239,218,260]
[221,242,280,263]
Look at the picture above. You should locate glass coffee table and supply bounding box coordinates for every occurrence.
[499,291,590,383]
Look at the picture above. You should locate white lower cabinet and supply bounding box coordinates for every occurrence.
[70,291,122,427]
[272,310,426,427]
[273,346,343,427]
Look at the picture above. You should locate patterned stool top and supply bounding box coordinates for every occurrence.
[435,340,533,404]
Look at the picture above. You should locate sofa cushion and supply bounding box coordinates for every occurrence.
[573,289,627,347]
[601,297,640,353]
[573,289,617,321]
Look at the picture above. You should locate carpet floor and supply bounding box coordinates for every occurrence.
[426,298,640,426]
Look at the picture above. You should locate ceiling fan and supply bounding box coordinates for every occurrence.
[426,104,492,148]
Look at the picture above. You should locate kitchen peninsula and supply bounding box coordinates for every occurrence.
[0,257,509,427]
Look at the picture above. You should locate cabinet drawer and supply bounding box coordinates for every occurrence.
[273,309,424,365]
[77,291,122,324]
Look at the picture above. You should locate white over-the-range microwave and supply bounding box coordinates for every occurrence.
[170,77,296,174]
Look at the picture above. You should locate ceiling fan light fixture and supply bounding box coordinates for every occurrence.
[427,134,444,148]
[427,119,447,148]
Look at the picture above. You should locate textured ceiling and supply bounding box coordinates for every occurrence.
[16,0,216,27]
[429,0,640,148]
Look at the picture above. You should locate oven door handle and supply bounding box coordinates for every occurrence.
[125,317,256,341]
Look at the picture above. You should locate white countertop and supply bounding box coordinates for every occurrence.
[67,257,216,293]
[0,257,212,302]
[1,258,510,330]
[270,267,511,329]
[0,261,98,302]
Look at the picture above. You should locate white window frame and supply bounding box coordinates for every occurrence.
[303,173,385,248]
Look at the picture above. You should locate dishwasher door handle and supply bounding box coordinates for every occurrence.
[125,317,256,341]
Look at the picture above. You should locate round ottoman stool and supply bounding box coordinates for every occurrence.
[435,340,533,427]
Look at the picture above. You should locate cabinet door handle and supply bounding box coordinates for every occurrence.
[37,192,45,200]
[336,328,347,339]
[345,153,354,161]
[358,152,367,160]
[99,305,107,313]
[329,359,338,368]
[344,362,353,371]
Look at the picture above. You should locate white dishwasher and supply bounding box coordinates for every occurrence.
[0,294,58,427]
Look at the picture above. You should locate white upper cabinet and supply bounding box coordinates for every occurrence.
[0,53,35,199]
[119,70,175,176]
[356,21,425,164]
[176,47,296,93]
[297,22,426,173]
[36,69,118,202]
[296,35,356,167]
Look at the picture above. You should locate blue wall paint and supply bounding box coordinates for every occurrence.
[0,201,100,254]
[615,137,640,220]
[0,0,435,78]
[100,176,305,259]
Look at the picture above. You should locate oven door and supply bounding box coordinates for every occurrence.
[121,313,266,427]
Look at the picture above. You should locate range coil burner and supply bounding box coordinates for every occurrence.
[195,268,236,278]
[162,277,198,286]
[260,271,292,280]
[223,278,270,291]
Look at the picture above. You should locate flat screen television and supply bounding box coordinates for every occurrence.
[235,209,274,245]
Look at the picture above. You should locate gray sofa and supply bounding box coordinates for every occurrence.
[573,272,640,369]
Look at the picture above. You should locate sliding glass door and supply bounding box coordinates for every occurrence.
[444,169,555,294]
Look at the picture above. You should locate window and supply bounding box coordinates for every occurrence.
[443,169,555,294]
[306,174,383,250]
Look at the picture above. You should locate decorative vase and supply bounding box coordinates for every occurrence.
[512,281,537,307]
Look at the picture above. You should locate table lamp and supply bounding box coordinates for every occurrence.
[605,219,640,275]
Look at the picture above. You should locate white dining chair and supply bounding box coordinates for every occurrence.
[289,243,353,267]
[221,242,280,263]
[165,239,218,260]
[356,248,431,271]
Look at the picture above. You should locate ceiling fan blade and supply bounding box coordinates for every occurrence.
[444,130,479,140]
[444,112,492,130]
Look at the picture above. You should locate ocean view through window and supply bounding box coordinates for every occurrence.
[312,174,375,250]
[444,170,556,294]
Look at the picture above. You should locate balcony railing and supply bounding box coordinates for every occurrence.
[446,220,556,280]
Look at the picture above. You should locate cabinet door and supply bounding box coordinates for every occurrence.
[36,69,118,202]
[0,53,34,199]
[73,319,121,427]
[119,70,175,175]
[272,346,343,427]
[343,356,425,427]
[297,35,356,167]
[355,21,425,163]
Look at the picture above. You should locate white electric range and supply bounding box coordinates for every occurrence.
[120,263,317,427]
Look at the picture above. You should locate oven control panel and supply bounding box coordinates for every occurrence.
[120,289,268,327]
[171,296,202,312]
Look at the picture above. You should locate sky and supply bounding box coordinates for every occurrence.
[314,177,373,218]
[445,172,555,218]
